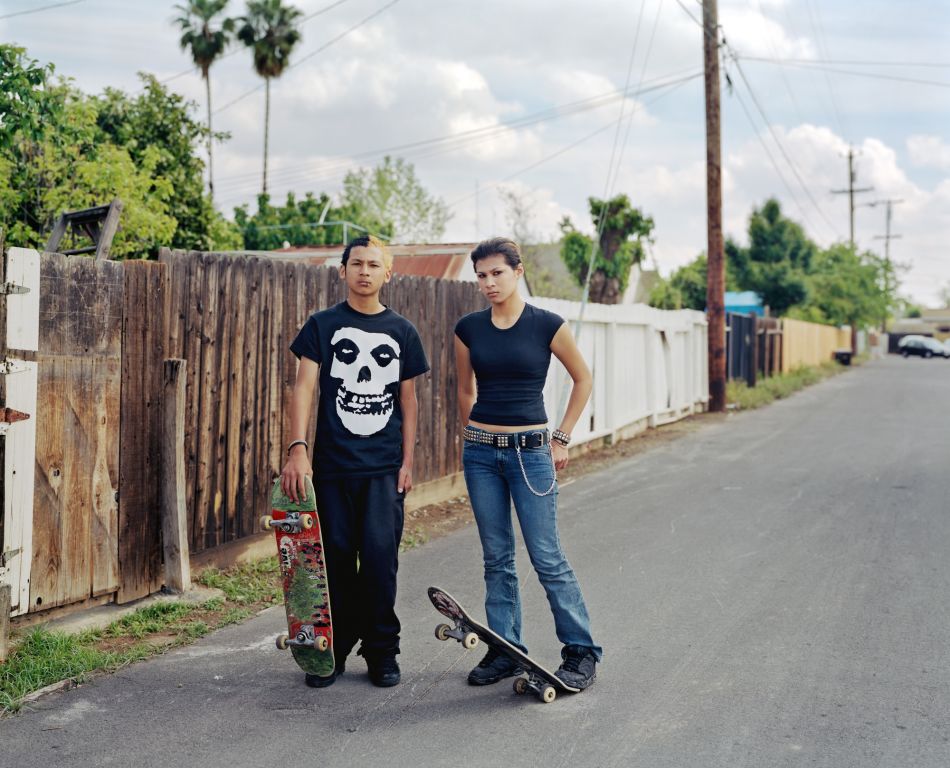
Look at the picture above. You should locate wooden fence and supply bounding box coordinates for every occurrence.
[4,246,709,619]
[159,249,485,557]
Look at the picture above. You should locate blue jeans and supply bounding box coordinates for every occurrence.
[462,430,603,661]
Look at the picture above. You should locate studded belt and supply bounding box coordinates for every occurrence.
[463,426,550,449]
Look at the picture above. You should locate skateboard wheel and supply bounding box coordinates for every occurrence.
[260,515,273,531]
[315,636,329,652]
[540,685,557,704]
[301,514,315,530]
[276,634,290,650]
[462,632,479,650]
[513,677,528,695]
[435,623,452,642]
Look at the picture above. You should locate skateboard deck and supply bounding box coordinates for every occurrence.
[428,585,579,703]
[263,477,334,678]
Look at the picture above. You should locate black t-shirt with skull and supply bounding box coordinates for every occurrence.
[290,301,429,479]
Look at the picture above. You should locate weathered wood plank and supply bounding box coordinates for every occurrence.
[118,260,164,603]
[193,253,219,550]
[161,359,191,593]
[0,583,10,663]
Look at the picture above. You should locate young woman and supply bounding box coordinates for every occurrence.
[454,237,602,690]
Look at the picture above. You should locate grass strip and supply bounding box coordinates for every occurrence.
[727,362,846,410]
[1,560,284,716]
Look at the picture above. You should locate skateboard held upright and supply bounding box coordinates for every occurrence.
[263,477,334,678]
[428,585,579,703]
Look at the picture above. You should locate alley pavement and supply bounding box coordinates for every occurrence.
[2,355,948,767]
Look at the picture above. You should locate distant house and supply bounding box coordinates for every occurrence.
[269,243,476,281]
[890,307,950,343]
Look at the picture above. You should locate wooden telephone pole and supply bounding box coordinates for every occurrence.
[703,0,726,412]
[831,147,873,249]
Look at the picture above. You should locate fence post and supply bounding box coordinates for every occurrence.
[0,583,10,663]
[161,359,191,593]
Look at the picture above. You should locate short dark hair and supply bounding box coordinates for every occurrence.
[341,235,391,267]
[470,237,523,271]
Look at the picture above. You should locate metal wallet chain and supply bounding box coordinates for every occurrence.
[514,445,557,497]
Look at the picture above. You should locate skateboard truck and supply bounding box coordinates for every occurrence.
[434,621,480,650]
[260,510,314,534]
[276,624,330,652]
[512,674,558,703]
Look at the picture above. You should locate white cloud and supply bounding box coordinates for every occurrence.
[907,135,950,172]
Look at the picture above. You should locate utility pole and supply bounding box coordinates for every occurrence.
[831,146,873,353]
[830,146,873,249]
[870,198,904,261]
[871,198,904,332]
[703,0,726,412]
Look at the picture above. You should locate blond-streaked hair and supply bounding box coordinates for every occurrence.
[341,235,392,269]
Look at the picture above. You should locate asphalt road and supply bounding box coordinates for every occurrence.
[3,356,949,767]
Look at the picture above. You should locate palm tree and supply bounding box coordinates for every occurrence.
[237,0,303,198]
[174,0,234,206]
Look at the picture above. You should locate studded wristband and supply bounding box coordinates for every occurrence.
[552,429,571,446]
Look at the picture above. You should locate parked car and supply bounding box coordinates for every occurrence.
[897,335,950,358]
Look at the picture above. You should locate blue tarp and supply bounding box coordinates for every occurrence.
[724,291,765,317]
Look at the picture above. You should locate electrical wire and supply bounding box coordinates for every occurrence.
[212,0,401,116]
[161,0,353,85]
[727,51,841,236]
[0,0,85,20]
[212,68,702,196]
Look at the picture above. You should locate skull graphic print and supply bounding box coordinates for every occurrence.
[329,327,401,436]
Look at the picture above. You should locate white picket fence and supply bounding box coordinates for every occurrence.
[531,298,709,446]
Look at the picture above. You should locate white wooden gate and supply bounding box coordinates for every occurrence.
[2,248,39,617]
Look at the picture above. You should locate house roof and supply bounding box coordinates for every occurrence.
[270,243,477,281]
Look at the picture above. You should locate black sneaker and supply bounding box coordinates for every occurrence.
[364,653,401,687]
[467,649,525,686]
[555,645,597,690]
[304,659,345,688]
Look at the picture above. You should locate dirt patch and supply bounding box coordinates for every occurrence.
[402,412,724,549]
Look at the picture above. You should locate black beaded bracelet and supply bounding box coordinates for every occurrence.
[287,439,309,456]
[552,429,571,446]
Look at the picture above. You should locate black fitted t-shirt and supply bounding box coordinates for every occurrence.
[454,303,564,426]
[290,301,429,478]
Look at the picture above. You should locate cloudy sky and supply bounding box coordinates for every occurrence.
[4,0,949,305]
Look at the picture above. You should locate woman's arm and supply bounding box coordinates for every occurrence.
[280,356,319,502]
[455,335,477,425]
[549,323,593,470]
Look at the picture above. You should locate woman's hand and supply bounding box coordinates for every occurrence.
[552,440,569,472]
[280,450,313,503]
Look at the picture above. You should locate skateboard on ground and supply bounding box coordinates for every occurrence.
[262,477,334,678]
[428,585,579,703]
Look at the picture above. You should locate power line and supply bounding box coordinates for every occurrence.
[0,0,85,20]
[445,72,701,211]
[726,50,841,237]
[213,68,702,195]
[729,76,826,239]
[737,55,950,68]
[736,58,950,90]
[212,0,401,116]
[803,0,846,137]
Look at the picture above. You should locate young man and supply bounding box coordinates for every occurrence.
[281,235,429,689]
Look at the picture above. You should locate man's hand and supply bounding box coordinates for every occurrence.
[280,450,313,503]
[552,441,569,472]
[398,464,413,494]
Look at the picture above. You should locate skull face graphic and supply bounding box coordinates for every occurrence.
[329,327,401,435]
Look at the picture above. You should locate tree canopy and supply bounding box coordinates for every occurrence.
[0,45,240,257]
[649,197,902,328]
[341,156,451,244]
[559,194,655,304]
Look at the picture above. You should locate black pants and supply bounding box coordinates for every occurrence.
[315,472,404,659]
